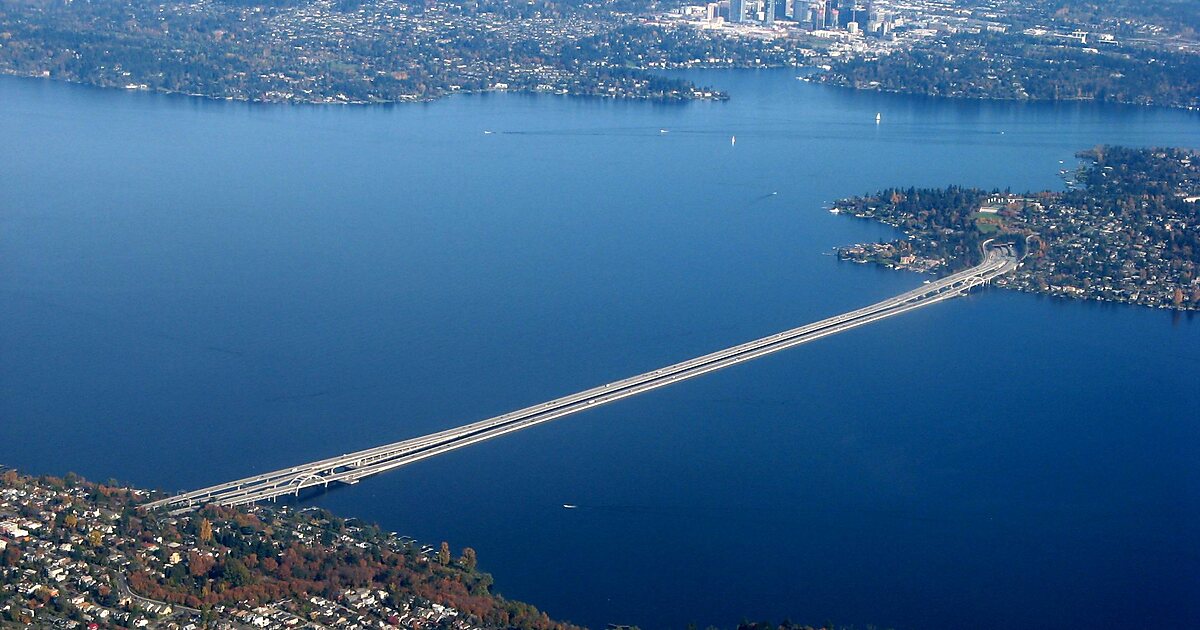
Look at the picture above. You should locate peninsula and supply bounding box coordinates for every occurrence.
[834,146,1200,310]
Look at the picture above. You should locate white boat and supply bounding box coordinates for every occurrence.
[483,130,493,134]
[659,129,669,134]
[875,112,881,123]
[562,504,577,509]
[731,135,736,146]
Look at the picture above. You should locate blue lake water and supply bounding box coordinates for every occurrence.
[2,69,1199,629]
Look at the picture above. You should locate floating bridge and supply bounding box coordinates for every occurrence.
[146,248,1018,512]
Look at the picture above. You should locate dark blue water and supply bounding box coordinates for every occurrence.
[2,70,1199,629]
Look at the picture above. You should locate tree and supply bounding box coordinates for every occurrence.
[2,544,20,567]
[222,558,252,588]
[198,518,213,543]
[188,551,215,578]
[459,547,477,572]
[438,542,451,566]
[88,530,103,547]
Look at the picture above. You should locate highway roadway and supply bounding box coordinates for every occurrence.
[146,249,1017,511]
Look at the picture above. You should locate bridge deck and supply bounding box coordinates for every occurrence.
[146,251,1017,511]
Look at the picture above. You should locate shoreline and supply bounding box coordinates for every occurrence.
[9,65,1200,112]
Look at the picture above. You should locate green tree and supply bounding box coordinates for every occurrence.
[222,558,252,588]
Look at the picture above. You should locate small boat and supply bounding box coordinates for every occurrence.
[659,129,669,134]
[875,112,881,123]
[731,135,737,146]
[483,130,493,135]
[562,504,577,509]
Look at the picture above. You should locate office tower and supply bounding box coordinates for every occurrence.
[790,0,806,21]
[729,0,745,22]
[765,0,775,24]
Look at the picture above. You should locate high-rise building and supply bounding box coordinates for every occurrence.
[811,0,826,29]
[790,0,806,21]
[729,0,745,23]
[774,0,788,23]
[765,0,775,24]
[866,2,881,33]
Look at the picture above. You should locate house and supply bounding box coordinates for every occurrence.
[0,522,29,538]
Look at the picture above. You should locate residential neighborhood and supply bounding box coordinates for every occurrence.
[833,146,1200,310]
[0,468,569,630]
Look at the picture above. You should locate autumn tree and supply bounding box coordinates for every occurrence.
[199,518,213,543]
[459,547,477,572]
[2,544,20,567]
[438,542,451,566]
[188,551,215,578]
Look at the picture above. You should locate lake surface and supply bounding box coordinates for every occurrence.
[2,70,1199,629]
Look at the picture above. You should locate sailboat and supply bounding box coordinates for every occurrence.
[875,112,882,123]
[731,135,737,146]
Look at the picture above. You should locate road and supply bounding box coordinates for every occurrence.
[147,248,1017,511]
